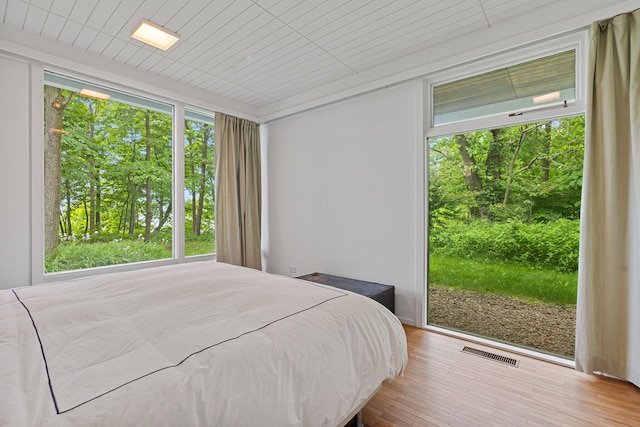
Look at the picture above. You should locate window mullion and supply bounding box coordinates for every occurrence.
[174,103,186,261]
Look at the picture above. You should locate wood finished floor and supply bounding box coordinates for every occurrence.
[362,325,640,426]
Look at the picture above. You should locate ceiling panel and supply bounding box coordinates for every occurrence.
[23,3,47,33]
[165,0,228,34]
[113,42,142,63]
[171,2,263,66]
[331,1,475,60]
[127,48,154,68]
[49,0,74,17]
[210,27,300,76]
[73,25,99,50]
[136,51,165,72]
[0,0,634,114]
[263,0,307,18]
[190,15,283,73]
[101,36,128,59]
[254,0,281,11]
[284,0,368,32]
[101,0,144,37]
[216,33,308,80]
[307,0,417,46]
[56,18,82,44]
[5,0,27,27]
[158,60,185,79]
[87,31,113,55]
[67,0,98,24]
[342,3,485,69]
[41,11,66,39]
[29,0,51,9]
[148,56,174,74]
[85,0,120,30]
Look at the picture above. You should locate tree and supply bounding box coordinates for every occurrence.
[44,86,73,254]
[429,116,585,223]
[455,134,489,219]
[185,119,215,237]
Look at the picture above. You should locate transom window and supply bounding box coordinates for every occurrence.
[433,49,576,126]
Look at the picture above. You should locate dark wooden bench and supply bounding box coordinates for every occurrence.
[297,272,395,314]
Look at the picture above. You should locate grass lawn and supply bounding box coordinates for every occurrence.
[429,254,577,306]
[45,238,216,273]
[185,240,216,257]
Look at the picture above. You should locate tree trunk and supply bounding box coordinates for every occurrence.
[186,134,197,234]
[88,104,96,232]
[503,125,540,206]
[64,178,73,237]
[153,201,172,234]
[95,171,102,230]
[542,122,551,183]
[455,135,489,219]
[119,194,129,235]
[195,126,210,236]
[191,160,196,234]
[144,112,152,242]
[485,128,504,205]
[83,199,89,234]
[128,179,137,235]
[44,86,68,254]
[89,158,96,232]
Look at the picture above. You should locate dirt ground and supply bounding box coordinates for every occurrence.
[428,286,576,359]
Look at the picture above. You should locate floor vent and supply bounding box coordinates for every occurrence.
[461,346,519,367]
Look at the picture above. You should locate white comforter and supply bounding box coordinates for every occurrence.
[0,262,407,426]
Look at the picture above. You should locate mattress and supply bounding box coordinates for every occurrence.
[0,261,407,426]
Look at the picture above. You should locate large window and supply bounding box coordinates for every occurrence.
[43,72,215,274]
[426,44,585,360]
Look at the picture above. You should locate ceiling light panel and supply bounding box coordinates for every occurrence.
[131,19,179,51]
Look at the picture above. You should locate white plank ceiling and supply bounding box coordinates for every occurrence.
[0,0,635,116]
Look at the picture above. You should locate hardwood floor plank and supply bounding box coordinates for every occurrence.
[362,325,640,426]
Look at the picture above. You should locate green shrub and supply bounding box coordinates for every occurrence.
[45,240,170,273]
[429,219,580,272]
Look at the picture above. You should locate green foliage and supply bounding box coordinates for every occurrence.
[45,240,170,273]
[45,84,217,272]
[429,219,580,273]
[45,231,216,272]
[429,254,577,305]
[429,116,584,223]
[428,116,583,278]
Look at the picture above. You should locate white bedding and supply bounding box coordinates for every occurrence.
[0,262,407,426]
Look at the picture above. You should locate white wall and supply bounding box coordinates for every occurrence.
[0,55,31,288]
[263,82,424,325]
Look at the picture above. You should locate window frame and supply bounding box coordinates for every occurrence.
[424,31,588,139]
[421,30,589,332]
[33,68,217,284]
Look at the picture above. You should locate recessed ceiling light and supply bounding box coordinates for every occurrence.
[131,19,179,51]
[79,88,111,100]
[532,91,561,104]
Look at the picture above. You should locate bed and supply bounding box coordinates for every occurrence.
[0,261,407,426]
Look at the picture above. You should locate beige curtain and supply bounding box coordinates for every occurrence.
[215,112,262,270]
[576,9,640,387]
